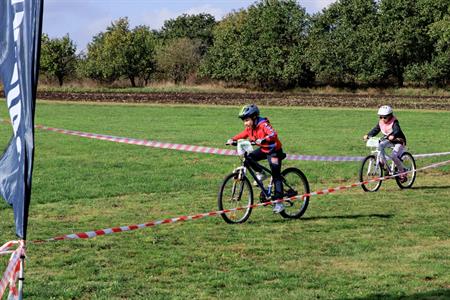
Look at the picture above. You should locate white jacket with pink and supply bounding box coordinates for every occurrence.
[367,116,407,145]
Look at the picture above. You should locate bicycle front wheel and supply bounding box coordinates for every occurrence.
[395,152,416,189]
[279,168,310,219]
[218,172,254,224]
[359,155,383,192]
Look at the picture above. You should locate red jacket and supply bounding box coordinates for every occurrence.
[232,117,282,153]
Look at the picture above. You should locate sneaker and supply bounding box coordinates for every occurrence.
[253,171,267,186]
[273,202,285,213]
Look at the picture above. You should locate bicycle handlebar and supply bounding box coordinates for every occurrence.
[226,140,257,146]
[367,136,405,144]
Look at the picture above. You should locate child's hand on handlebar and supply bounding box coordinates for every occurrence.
[255,138,265,145]
[226,139,235,145]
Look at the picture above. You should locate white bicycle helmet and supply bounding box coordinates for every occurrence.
[377,105,393,116]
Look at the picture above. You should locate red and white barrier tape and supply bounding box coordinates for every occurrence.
[413,151,450,158]
[32,123,450,162]
[0,241,17,255]
[0,241,24,300]
[1,119,449,161]
[32,159,450,243]
[285,154,363,162]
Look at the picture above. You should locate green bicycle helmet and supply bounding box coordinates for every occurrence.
[238,104,260,119]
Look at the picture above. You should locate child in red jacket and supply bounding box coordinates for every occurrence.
[227,104,286,213]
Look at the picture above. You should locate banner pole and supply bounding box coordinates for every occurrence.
[17,241,25,300]
[17,257,24,300]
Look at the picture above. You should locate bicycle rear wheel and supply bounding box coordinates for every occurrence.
[218,172,253,224]
[279,168,310,219]
[395,152,416,189]
[359,155,383,192]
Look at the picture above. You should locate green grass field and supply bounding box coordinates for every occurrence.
[1,101,449,299]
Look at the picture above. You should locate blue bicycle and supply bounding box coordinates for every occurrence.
[218,140,310,224]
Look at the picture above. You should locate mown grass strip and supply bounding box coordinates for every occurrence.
[0,101,449,299]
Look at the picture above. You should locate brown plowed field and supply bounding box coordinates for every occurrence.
[29,91,450,110]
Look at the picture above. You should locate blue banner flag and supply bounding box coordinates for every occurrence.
[0,0,43,239]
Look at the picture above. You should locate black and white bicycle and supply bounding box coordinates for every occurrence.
[218,140,310,224]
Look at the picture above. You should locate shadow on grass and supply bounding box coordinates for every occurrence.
[347,288,450,300]
[250,213,394,225]
[301,213,394,221]
[411,185,450,190]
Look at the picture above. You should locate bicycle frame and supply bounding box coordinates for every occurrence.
[234,152,273,199]
[230,140,299,203]
[371,148,396,174]
[367,140,407,175]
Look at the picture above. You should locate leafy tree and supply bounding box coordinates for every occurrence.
[159,13,216,55]
[202,0,312,89]
[80,33,109,83]
[307,0,380,86]
[156,37,202,84]
[307,0,449,87]
[125,25,157,86]
[199,10,248,83]
[83,18,129,84]
[242,0,312,88]
[40,34,78,86]
[377,0,441,86]
[83,18,157,86]
[404,0,450,86]
[426,11,450,86]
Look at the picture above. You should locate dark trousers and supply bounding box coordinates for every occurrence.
[247,148,284,199]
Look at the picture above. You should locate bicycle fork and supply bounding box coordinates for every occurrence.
[232,166,246,179]
[366,154,379,176]
[230,166,246,201]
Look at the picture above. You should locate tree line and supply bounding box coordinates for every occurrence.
[40,0,450,90]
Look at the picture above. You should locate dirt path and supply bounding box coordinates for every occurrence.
[7,91,450,110]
